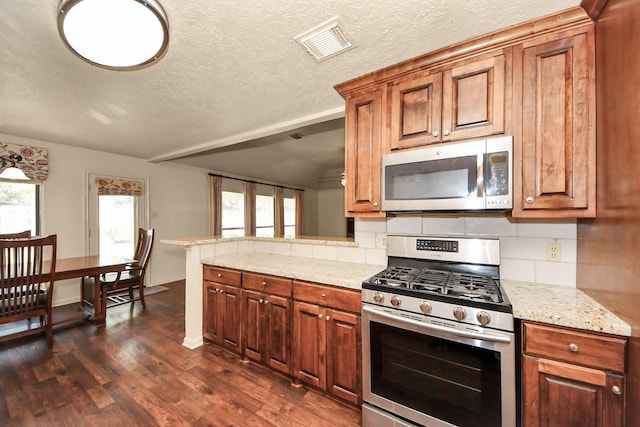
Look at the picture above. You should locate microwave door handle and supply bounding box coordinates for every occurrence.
[477,153,484,197]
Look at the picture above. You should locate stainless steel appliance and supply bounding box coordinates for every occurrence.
[382,136,512,212]
[362,235,515,427]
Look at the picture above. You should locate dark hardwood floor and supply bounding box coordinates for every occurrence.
[0,281,361,427]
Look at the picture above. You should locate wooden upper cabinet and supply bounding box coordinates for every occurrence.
[389,52,507,150]
[513,26,596,217]
[344,88,385,216]
[390,72,442,149]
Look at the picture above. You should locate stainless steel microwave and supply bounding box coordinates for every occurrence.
[382,136,512,212]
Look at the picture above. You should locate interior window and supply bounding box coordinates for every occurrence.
[284,195,296,238]
[0,181,40,235]
[221,190,245,238]
[256,194,274,237]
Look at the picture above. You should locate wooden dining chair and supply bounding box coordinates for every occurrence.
[0,235,57,347]
[89,228,155,315]
[0,230,31,239]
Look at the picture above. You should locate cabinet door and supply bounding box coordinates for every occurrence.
[523,355,623,427]
[203,283,223,345]
[442,53,506,141]
[326,309,361,405]
[389,72,443,149]
[242,289,264,362]
[292,301,326,390]
[515,29,595,217]
[219,284,241,353]
[344,88,384,216]
[264,294,292,375]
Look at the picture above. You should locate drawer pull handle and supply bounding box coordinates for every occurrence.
[612,385,622,395]
[217,273,222,278]
[321,293,326,299]
[569,343,579,352]
[262,281,267,286]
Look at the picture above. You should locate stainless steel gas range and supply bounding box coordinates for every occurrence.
[361,235,515,427]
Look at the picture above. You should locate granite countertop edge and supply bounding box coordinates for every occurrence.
[501,280,632,337]
[161,236,358,247]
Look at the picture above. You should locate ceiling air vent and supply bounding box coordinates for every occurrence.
[295,17,358,63]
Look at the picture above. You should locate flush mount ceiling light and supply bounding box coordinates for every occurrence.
[295,16,358,63]
[57,0,169,71]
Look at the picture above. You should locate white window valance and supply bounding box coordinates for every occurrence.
[0,142,48,182]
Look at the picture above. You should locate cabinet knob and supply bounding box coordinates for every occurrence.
[373,202,378,207]
[443,129,450,136]
[262,281,267,286]
[264,300,269,304]
[259,299,264,304]
[321,293,326,299]
[326,315,330,321]
[432,130,439,137]
[612,385,622,395]
[569,343,579,352]
[217,273,222,278]
[317,313,323,319]
[525,196,534,204]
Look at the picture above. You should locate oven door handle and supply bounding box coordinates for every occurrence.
[362,305,512,344]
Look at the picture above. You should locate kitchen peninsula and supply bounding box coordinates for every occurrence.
[161,235,384,349]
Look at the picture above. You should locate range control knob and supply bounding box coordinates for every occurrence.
[476,311,492,326]
[453,307,466,321]
[390,295,401,307]
[373,292,385,304]
[419,301,432,314]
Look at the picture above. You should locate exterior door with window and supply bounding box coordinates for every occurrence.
[88,174,146,258]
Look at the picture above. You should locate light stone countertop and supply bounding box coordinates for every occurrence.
[502,280,632,336]
[202,252,383,290]
[162,236,358,247]
[202,252,632,336]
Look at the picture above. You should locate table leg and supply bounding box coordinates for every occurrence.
[93,275,107,327]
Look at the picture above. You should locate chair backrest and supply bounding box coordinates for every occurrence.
[0,235,57,317]
[132,228,154,276]
[0,230,32,239]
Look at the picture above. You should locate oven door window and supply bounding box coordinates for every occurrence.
[370,321,501,427]
[384,155,478,200]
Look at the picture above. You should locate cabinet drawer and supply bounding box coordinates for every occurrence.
[293,281,361,313]
[203,266,242,287]
[524,323,626,372]
[243,272,292,297]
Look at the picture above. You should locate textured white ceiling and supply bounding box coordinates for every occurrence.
[0,0,581,189]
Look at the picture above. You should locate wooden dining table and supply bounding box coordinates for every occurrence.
[46,255,135,326]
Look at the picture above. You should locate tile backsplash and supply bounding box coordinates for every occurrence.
[355,215,577,287]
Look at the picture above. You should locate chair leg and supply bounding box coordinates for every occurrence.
[46,312,53,348]
[128,287,134,302]
[139,284,146,308]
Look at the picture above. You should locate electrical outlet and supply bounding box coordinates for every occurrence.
[546,243,561,262]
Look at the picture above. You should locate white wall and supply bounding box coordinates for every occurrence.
[1,133,210,305]
[316,188,346,237]
[355,215,577,287]
[303,188,346,237]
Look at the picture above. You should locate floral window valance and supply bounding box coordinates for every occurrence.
[95,176,144,196]
[0,142,48,182]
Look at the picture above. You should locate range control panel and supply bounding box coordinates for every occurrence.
[416,239,459,253]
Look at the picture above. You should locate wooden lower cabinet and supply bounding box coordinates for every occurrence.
[204,267,362,406]
[203,282,242,353]
[242,289,292,375]
[522,322,626,426]
[293,281,362,405]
